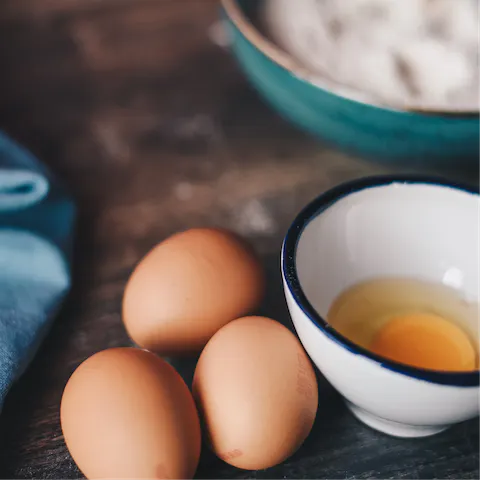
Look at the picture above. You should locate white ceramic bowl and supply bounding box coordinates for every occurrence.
[281,176,479,438]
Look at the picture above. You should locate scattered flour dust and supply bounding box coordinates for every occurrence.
[208,20,232,49]
[233,199,277,236]
[174,182,194,202]
[262,0,479,110]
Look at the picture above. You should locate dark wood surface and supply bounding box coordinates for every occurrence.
[0,1,478,478]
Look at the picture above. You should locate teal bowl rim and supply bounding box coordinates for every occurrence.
[221,0,479,117]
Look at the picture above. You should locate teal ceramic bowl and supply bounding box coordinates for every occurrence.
[221,0,479,164]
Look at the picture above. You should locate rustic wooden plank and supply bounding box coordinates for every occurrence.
[0,0,216,21]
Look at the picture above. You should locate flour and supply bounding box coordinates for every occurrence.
[262,0,479,110]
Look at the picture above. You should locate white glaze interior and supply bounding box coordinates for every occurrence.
[296,183,479,323]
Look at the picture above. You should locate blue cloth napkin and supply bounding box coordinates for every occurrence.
[0,131,75,405]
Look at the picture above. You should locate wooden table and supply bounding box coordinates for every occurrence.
[0,1,478,478]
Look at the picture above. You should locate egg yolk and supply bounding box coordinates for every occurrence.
[370,312,477,372]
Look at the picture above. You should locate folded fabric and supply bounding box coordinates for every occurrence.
[0,131,75,406]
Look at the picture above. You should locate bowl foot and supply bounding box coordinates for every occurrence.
[346,401,449,438]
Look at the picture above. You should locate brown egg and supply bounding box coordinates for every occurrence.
[192,316,318,470]
[61,348,201,479]
[122,228,264,355]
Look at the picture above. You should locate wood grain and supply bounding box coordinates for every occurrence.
[0,0,478,478]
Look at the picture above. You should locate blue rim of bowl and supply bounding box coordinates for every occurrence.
[282,174,480,387]
[221,0,479,116]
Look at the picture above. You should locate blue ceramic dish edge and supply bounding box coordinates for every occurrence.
[282,174,480,388]
[221,0,480,117]
[221,0,480,162]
